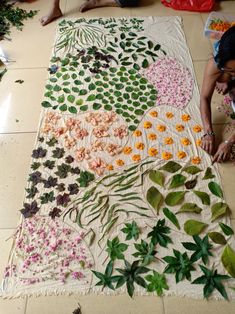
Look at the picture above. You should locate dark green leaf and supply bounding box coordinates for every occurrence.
[133,240,157,265]
[147,219,172,247]
[211,202,230,222]
[183,166,202,174]
[208,182,223,199]
[182,235,213,264]
[121,221,140,241]
[160,161,182,173]
[106,236,128,261]
[163,207,180,230]
[169,174,186,189]
[165,191,186,206]
[193,190,210,205]
[219,222,234,236]
[202,167,215,180]
[177,203,203,214]
[208,232,226,245]
[146,186,163,214]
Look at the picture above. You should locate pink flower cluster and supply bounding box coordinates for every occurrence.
[85,111,117,126]
[143,57,193,109]
[4,216,93,286]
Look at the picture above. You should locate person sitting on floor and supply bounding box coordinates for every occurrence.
[38,0,139,26]
[200,25,235,163]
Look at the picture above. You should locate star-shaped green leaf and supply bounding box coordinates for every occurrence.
[121,221,140,241]
[132,240,157,265]
[192,265,230,300]
[145,270,169,296]
[182,235,213,265]
[147,219,172,247]
[163,249,195,283]
[92,261,118,290]
[106,236,128,261]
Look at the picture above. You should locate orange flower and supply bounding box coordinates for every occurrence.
[164,137,174,145]
[116,159,125,167]
[132,154,141,162]
[193,125,202,133]
[147,133,157,141]
[177,151,187,159]
[123,146,132,155]
[156,124,166,132]
[135,142,145,150]
[162,151,173,160]
[175,124,185,132]
[149,111,158,117]
[191,156,201,165]
[181,138,191,146]
[196,139,202,146]
[181,114,191,122]
[107,164,114,171]
[148,148,158,157]
[143,121,152,129]
[133,130,142,137]
[166,112,174,119]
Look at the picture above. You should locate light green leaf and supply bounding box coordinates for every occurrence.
[177,203,203,214]
[211,202,230,222]
[67,95,75,103]
[221,245,235,277]
[163,207,180,230]
[184,220,208,236]
[160,161,182,173]
[169,174,186,189]
[146,186,163,214]
[219,222,234,236]
[165,191,186,206]
[193,190,210,205]
[149,170,164,187]
[208,232,227,245]
[183,166,202,174]
[58,95,65,103]
[76,99,84,106]
[202,167,215,180]
[208,182,223,199]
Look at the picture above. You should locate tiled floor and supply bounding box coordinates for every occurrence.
[0,0,235,313]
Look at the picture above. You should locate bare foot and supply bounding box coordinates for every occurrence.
[79,0,98,12]
[215,81,228,95]
[79,0,117,12]
[40,8,62,26]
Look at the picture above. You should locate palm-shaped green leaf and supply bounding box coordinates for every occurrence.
[147,219,172,247]
[163,249,195,283]
[133,240,157,265]
[92,261,119,290]
[145,270,169,296]
[106,236,128,261]
[182,235,213,265]
[121,221,140,241]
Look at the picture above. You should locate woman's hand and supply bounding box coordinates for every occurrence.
[201,135,215,155]
[212,142,232,163]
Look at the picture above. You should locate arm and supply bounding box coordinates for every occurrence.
[200,58,221,154]
[212,132,235,163]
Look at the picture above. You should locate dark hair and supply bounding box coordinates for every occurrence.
[214,25,235,69]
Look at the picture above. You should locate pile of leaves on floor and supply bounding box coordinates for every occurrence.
[0,0,37,40]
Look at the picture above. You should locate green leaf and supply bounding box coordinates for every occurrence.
[221,245,235,277]
[208,182,223,199]
[147,40,154,49]
[185,177,197,189]
[67,95,75,103]
[184,220,208,236]
[219,222,234,236]
[133,240,157,265]
[169,174,186,189]
[58,95,65,103]
[145,270,169,296]
[183,166,202,174]
[165,191,186,206]
[211,202,230,222]
[147,219,172,248]
[208,232,227,245]
[77,171,95,187]
[68,106,77,114]
[87,94,96,101]
[59,104,67,111]
[182,235,213,265]
[163,207,180,230]
[192,265,230,300]
[142,59,149,68]
[40,191,55,204]
[177,203,203,214]
[193,190,210,205]
[146,186,163,214]
[106,236,128,261]
[149,170,164,187]
[202,167,215,180]
[41,101,51,108]
[160,161,182,173]
[121,221,140,241]
[163,250,195,283]
[92,261,118,290]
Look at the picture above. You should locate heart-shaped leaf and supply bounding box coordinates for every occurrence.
[211,202,230,222]
[221,245,235,277]
[160,161,182,173]
[169,174,186,189]
[177,203,202,214]
[165,191,186,206]
[163,207,180,230]
[208,232,227,245]
[193,190,210,205]
[208,182,223,199]
[219,222,234,236]
[149,170,164,187]
[202,167,215,180]
[146,186,163,214]
[184,220,208,236]
[183,166,202,174]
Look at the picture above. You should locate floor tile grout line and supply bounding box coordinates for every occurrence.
[0,227,17,230]
[162,297,166,314]
[4,67,48,71]
[24,297,28,314]
[0,131,37,135]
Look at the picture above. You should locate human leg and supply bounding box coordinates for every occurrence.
[79,0,118,13]
[40,0,62,26]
